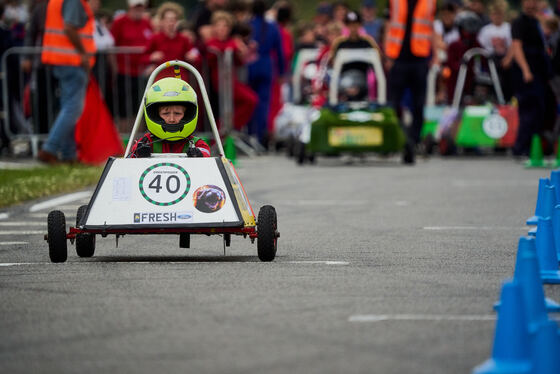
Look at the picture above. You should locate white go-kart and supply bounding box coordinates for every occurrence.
[45,61,279,262]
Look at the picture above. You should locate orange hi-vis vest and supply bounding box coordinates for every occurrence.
[42,0,96,67]
[384,0,435,59]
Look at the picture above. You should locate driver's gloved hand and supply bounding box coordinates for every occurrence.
[136,141,151,158]
[186,147,203,158]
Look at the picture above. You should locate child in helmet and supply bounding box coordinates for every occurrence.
[130,77,211,158]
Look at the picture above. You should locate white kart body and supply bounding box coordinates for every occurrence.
[81,155,255,230]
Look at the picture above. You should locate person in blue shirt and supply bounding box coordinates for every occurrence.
[247,0,285,149]
[361,0,383,43]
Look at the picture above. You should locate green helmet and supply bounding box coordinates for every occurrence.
[144,77,198,140]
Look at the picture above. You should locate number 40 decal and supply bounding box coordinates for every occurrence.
[148,174,181,194]
[139,163,191,206]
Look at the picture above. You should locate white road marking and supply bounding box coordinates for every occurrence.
[348,314,496,322]
[0,260,351,266]
[0,230,45,235]
[394,201,410,206]
[280,200,362,206]
[0,213,9,220]
[285,261,350,265]
[0,263,39,266]
[452,179,535,188]
[423,226,526,231]
[0,242,28,246]
[29,191,91,212]
[0,222,45,226]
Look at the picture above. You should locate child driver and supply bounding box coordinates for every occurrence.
[130,77,210,157]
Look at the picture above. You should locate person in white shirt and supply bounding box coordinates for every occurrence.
[89,0,114,51]
[477,0,512,100]
[477,0,511,57]
[434,2,460,49]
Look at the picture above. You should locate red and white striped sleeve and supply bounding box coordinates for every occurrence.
[195,138,211,157]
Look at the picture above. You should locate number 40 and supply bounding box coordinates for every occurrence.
[148,175,180,193]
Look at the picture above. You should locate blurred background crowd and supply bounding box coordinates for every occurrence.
[0,0,559,163]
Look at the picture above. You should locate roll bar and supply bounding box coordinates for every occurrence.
[451,48,505,109]
[124,60,224,157]
[329,48,386,106]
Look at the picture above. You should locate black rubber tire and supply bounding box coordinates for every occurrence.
[75,205,95,258]
[257,205,278,262]
[296,141,306,165]
[47,210,67,263]
[439,134,456,156]
[224,233,231,247]
[286,136,295,158]
[423,134,435,155]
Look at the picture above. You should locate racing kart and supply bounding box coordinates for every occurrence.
[44,61,279,263]
[294,48,405,165]
[273,48,318,156]
[436,48,518,155]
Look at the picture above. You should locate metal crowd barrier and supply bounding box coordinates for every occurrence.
[0,45,262,157]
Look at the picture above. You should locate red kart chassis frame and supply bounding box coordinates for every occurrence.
[61,226,259,241]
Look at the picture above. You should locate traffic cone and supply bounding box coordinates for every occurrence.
[224,135,237,166]
[535,217,560,284]
[494,236,560,313]
[513,237,553,328]
[530,320,560,374]
[552,205,560,263]
[529,185,557,233]
[527,178,551,225]
[549,170,560,202]
[473,281,532,374]
[525,134,546,168]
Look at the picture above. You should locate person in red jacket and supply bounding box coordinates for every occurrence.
[110,0,152,132]
[130,77,210,158]
[143,2,201,80]
[206,10,257,132]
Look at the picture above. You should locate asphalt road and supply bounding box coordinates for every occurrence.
[1,154,558,374]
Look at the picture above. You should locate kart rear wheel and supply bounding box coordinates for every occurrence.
[47,210,67,263]
[257,205,278,262]
[439,134,456,156]
[75,205,95,257]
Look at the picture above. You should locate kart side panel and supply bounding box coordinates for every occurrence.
[82,157,244,230]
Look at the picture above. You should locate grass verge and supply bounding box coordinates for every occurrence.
[0,164,103,209]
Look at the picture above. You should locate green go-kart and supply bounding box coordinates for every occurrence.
[430,48,518,155]
[294,48,405,165]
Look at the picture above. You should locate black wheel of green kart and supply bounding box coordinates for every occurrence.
[308,153,316,164]
[257,205,278,262]
[75,205,95,258]
[47,210,67,263]
[439,134,456,156]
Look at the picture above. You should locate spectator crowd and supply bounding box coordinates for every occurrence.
[0,0,559,163]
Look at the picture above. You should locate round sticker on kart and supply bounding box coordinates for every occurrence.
[139,163,191,206]
[482,114,508,139]
[193,185,226,213]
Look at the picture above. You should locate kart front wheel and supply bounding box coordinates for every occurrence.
[47,210,67,263]
[257,205,278,262]
[296,141,307,165]
[75,205,95,258]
